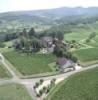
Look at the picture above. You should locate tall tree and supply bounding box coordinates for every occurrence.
[28,28,35,37]
[89,32,96,39]
[22,28,28,37]
[56,31,64,40]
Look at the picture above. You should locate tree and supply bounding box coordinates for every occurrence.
[71,40,76,44]
[49,32,56,38]
[86,38,90,43]
[13,41,21,50]
[40,79,44,84]
[19,37,25,48]
[64,52,72,59]
[86,32,96,43]
[89,32,96,40]
[71,56,78,63]
[4,34,9,41]
[53,46,63,57]
[22,28,28,37]
[31,38,41,51]
[28,28,35,37]
[56,31,64,40]
[51,78,56,85]
[35,82,40,88]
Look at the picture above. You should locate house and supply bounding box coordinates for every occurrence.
[40,36,53,48]
[40,36,55,53]
[56,57,75,70]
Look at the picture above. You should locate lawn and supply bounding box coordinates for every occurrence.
[0,63,11,79]
[0,84,32,100]
[48,67,98,100]
[3,51,56,75]
[73,48,98,62]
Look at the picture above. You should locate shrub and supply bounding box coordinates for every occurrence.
[39,89,43,96]
[43,86,47,92]
[40,79,44,84]
[36,94,40,97]
[86,38,90,43]
[51,78,56,85]
[33,85,36,89]
[46,87,50,94]
[35,82,40,88]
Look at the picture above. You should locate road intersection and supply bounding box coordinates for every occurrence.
[0,53,98,100]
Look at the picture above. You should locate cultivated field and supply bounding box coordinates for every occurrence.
[73,48,98,62]
[48,67,98,100]
[0,84,32,100]
[3,51,56,75]
[0,64,11,79]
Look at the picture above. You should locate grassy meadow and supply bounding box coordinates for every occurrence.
[3,51,56,75]
[86,35,98,47]
[64,32,90,42]
[73,48,98,62]
[64,24,98,48]
[0,64,11,79]
[0,84,32,100]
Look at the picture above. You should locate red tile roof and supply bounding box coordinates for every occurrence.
[57,57,67,66]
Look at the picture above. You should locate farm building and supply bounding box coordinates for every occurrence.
[40,36,55,53]
[40,36,53,48]
[56,57,75,70]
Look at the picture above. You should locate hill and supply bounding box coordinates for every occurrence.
[1,7,98,18]
[0,7,98,41]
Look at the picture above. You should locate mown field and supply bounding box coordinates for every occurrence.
[0,84,32,100]
[73,48,98,62]
[64,31,90,42]
[0,64,11,79]
[3,51,56,75]
[48,67,98,100]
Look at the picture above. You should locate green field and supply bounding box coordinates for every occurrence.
[73,48,98,62]
[0,84,32,100]
[64,32,90,41]
[0,64,11,79]
[86,35,98,47]
[3,51,56,75]
[48,67,98,100]
[64,26,98,48]
[0,41,14,53]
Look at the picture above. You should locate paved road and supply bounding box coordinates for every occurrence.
[0,53,98,100]
[20,63,98,84]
